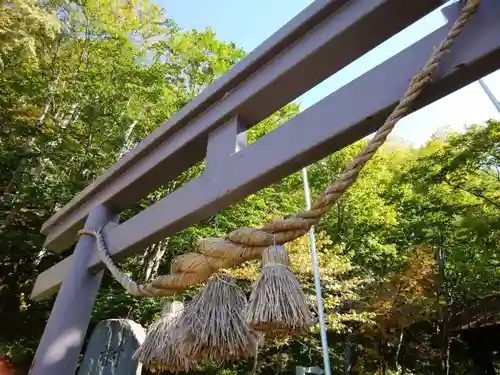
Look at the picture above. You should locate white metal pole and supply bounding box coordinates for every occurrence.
[301,167,331,375]
[478,78,500,114]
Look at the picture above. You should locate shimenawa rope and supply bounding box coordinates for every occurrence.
[78,0,481,297]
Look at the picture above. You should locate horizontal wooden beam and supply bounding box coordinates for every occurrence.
[31,0,500,301]
[41,0,443,252]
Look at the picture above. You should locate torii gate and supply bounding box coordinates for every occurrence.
[29,0,500,374]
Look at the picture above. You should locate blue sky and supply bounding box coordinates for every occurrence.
[160,0,500,147]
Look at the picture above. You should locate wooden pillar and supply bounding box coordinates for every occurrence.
[29,205,117,375]
[205,115,247,180]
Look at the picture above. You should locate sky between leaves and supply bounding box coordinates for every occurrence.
[160,0,500,147]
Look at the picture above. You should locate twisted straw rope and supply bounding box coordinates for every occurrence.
[78,0,480,297]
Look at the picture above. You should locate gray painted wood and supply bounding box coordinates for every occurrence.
[31,0,500,301]
[41,0,441,253]
[77,319,145,375]
[39,0,352,245]
[29,205,117,375]
[205,116,247,183]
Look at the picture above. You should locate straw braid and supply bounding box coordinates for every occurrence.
[79,0,480,296]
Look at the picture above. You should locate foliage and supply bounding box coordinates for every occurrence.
[0,0,499,374]
[0,0,60,69]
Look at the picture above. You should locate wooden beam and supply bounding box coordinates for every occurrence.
[41,0,443,253]
[30,0,500,301]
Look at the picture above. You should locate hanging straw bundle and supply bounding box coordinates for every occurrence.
[245,244,315,336]
[134,301,197,373]
[176,274,261,362]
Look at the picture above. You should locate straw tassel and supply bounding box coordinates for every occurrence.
[245,244,315,336]
[175,274,260,362]
[134,301,197,373]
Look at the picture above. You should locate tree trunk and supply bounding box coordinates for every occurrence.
[394,329,404,369]
[344,333,352,375]
[0,201,20,233]
[117,105,143,160]
[141,239,169,281]
[32,249,47,267]
[377,337,389,375]
[0,157,27,206]
[60,103,79,129]
[36,100,52,128]
[118,119,139,159]
[36,71,60,128]
[438,246,450,375]
[344,333,358,375]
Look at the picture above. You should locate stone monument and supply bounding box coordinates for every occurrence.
[78,319,145,375]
